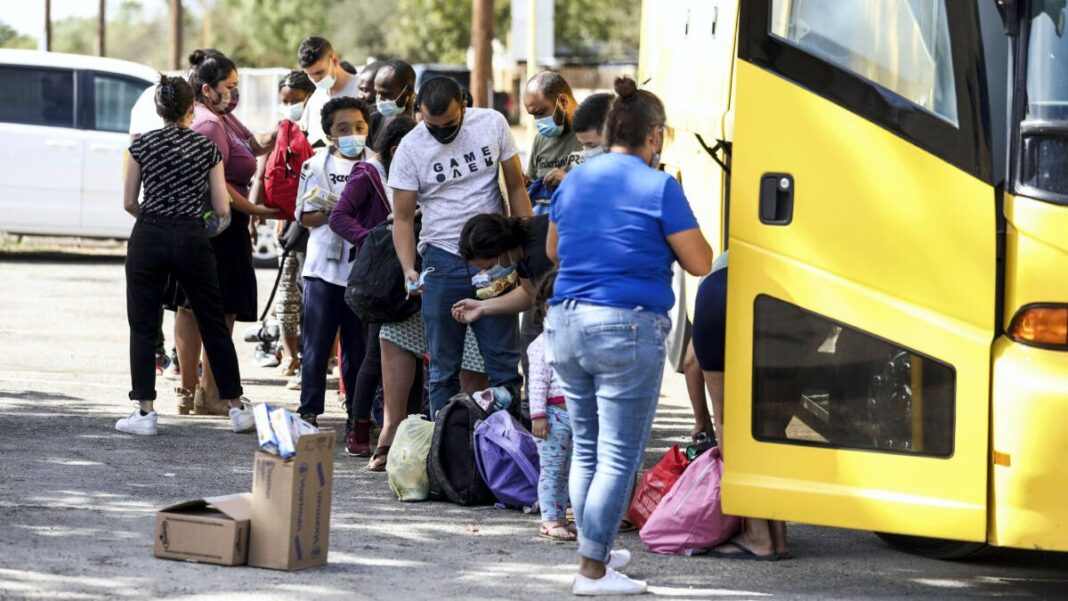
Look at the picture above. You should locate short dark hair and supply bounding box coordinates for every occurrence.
[278,70,315,95]
[375,116,418,174]
[528,71,573,99]
[379,59,416,91]
[154,74,194,123]
[418,76,463,117]
[360,61,384,80]
[573,92,613,134]
[340,60,357,75]
[459,214,526,261]
[298,37,333,68]
[321,96,372,139]
[186,49,235,102]
[605,76,666,150]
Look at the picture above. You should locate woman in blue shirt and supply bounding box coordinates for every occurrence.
[546,77,712,596]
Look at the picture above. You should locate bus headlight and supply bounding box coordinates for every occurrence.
[1009,305,1068,348]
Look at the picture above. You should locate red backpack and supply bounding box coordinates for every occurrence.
[263,120,314,221]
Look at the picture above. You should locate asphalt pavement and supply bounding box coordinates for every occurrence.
[1,250,1067,600]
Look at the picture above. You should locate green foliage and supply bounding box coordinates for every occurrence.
[0,21,38,49]
[554,0,641,62]
[209,0,329,68]
[390,0,511,64]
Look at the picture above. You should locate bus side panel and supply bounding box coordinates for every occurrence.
[989,194,1068,552]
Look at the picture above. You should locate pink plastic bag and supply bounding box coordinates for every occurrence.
[639,447,741,555]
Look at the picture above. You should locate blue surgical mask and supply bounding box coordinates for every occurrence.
[315,70,335,92]
[535,102,564,138]
[581,146,605,161]
[336,134,366,159]
[377,86,408,118]
[472,255,517,288]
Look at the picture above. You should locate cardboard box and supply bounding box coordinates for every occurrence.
[154,493,252,566]
[248,430,336,571]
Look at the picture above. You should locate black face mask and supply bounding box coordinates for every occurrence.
[426,111,464,145]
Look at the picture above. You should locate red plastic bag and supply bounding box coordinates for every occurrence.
[626,445,690,529]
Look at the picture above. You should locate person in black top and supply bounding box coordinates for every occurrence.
[117,74,255,436]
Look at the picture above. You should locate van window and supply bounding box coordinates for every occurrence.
[94,74,150,133]
[770,0,958,126]
[0,66,75,127]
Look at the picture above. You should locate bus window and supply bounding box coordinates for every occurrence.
[752,295,955,457]
[769,0,958,126]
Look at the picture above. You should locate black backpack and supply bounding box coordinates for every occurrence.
[345,216,422,324]
[428,393,496,506]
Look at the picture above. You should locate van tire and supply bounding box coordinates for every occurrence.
[875,532,990,560]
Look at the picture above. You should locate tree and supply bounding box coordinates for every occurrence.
[0,22,37,49]
[554,0,641,63]
[391,0,511,65]
[208,0,329,68]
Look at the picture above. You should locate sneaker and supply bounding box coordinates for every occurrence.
[253,345,281,368]
[572,568,647,596]
[300,413,318,428]
[607,549,631,571]
[346,419,372,457]
[243,325,262,343]
[115,410,158,436]
[229,399,255,433]
[286,373,301,391]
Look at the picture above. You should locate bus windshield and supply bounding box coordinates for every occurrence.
[1026,1,1068,121]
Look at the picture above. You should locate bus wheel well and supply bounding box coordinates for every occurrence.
[875,532,990,560]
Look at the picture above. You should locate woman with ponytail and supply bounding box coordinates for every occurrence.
[117,74,255,436]
[545,76,713,595]
[168,49,278,416]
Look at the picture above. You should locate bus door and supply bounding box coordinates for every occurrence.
[722,0,998,542]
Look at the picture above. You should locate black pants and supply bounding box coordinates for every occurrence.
[348,322,424,422]
[126,218,243,401]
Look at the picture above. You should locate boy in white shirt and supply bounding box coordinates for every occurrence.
[295,96,372,425]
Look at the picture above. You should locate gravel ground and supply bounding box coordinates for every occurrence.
[1,253,1067,601]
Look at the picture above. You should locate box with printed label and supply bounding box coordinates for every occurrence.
[248,430,335,571]
[154,493,252,566]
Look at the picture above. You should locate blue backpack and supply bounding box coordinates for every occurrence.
[473,410,541,508]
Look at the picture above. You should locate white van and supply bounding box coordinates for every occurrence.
[0,49,156,239]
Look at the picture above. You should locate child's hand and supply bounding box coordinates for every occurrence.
[532,417,549,439]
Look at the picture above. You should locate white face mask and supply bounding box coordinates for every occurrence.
[581,146,605,161]
[315,68,335,92]
[279,102,305,122]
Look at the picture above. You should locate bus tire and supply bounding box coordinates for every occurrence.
[875,532,990,560]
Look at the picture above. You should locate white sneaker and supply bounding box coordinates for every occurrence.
[229,399,255,433]
[607,549,631,570]
[115,410,158,436]
[286,374,301,391]
[572,567,647,596]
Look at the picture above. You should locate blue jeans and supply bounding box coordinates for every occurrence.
[536,404,573,522]
[545,300,670,562]
[421,244,521,417]
[298,277,365,416]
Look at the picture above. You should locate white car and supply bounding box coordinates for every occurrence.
[0,49,156,239]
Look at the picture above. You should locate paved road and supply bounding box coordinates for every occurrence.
[1,254,1067,600]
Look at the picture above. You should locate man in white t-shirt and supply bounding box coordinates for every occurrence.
[389,76,532,417]
[297,36,362,148]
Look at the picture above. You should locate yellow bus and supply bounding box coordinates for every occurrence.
[640,0,1068,558]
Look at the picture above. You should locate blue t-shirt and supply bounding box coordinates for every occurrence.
[549,152,700,315]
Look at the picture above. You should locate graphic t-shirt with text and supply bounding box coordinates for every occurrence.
[128,127,222,218]
[388,108,519,255]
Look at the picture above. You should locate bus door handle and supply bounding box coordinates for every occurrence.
[759,173,794,225]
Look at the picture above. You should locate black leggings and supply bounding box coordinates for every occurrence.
[349,322,424,421]
[126,218,243,401]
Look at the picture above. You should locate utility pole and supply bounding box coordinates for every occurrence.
[43,0,52,51]
[96,0,106,56]
[471,0,494,108]
[169,0,182,71]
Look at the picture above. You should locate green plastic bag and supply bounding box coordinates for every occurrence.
[387,415,435,501]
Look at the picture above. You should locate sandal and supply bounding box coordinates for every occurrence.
[618,520,637,533]
[706,541,780,561]
[365,445,390,472]
[566,521,578,536]
[539,520,577,542]
[174,387,194,416]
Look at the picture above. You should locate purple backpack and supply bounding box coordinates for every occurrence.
[473,410,541,508]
